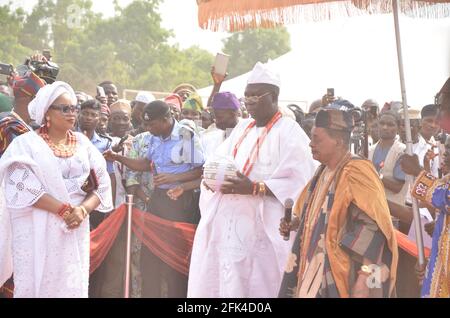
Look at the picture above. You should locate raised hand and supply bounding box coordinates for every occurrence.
[29,53,48,63]
[211,66,228,85]
[97,95,108,105]
[423,147,437,173]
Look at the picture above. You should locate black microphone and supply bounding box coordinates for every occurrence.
[284,198,294,241]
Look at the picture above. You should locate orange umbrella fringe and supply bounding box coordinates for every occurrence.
[198,0,450,32]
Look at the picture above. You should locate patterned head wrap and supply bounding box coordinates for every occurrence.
[12,71,46,99]
[182,93,204,113]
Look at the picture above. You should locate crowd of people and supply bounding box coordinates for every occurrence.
[0,53,449,298]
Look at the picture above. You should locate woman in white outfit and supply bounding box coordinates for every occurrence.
[0,81,113,297]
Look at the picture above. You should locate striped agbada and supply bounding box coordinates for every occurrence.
[279,155,398,298]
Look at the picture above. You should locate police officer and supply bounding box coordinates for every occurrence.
[104,100,205,297]
[78,99,116,229]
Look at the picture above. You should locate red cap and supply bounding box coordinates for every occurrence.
[164,94,183,111]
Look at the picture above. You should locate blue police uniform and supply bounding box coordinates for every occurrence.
[140,119,205,298]
[91,131,115,174]
[145,120,205,189]
[78,128,115,174]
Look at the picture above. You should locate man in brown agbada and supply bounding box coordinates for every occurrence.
[279,107,398,298]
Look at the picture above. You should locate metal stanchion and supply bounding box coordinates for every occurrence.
[124,194,134,298]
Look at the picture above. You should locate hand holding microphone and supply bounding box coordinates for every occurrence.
[280,198,294,241]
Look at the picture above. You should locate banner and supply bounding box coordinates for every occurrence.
[395,229,431,259]
[89,204,196,276]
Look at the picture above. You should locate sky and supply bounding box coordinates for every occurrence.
[5,0,450,53]
[3,0,450,105]
[2,0,230,53]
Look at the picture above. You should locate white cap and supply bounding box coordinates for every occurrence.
[247,61,281,88]
[398,108,421,120]
[135,91,155,104]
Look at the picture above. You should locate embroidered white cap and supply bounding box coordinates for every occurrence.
[247,61,281,88]
[135,91,155,104]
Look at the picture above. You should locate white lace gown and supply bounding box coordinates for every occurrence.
[0,131,113,298]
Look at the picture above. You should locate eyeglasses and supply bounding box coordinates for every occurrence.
[50,104,78,115]
[243,92,271,105]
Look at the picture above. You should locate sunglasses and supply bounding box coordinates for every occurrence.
[243,92,271,105]
[50,104,78,115]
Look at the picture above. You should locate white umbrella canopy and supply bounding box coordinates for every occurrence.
[199,15,450,110]
[197,0,450,267]
[197,0,450,32]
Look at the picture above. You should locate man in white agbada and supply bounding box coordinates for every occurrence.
[0,81,113,298]
[188,62,318,298]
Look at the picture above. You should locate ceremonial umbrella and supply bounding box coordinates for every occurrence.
[197,0,450,267]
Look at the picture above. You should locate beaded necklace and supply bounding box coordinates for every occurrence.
[39,126,77,158]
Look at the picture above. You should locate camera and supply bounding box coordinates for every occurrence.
[348,105,378,157]
[327,88,334,98]
[28,60,59,84]
[0,63,14,76]
[16,59,60,84]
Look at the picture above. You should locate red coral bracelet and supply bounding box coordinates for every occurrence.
[57,203,72,219]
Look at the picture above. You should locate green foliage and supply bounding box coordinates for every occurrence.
[222,27,291,78]
[2,1,291,94]
[0,4,30,65]
[1,0,214,95]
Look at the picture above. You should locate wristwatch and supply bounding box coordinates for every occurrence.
[359,265,372,276]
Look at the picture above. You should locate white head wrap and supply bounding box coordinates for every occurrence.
[28,81,77,125]
[247,61,281,88]
[135,91,155,104]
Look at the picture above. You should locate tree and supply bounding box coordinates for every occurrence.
[0,5,30,66]
[19,0,55,51]
[0,0,215,95]
[134,45,214,92]
[222,27,291,78]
